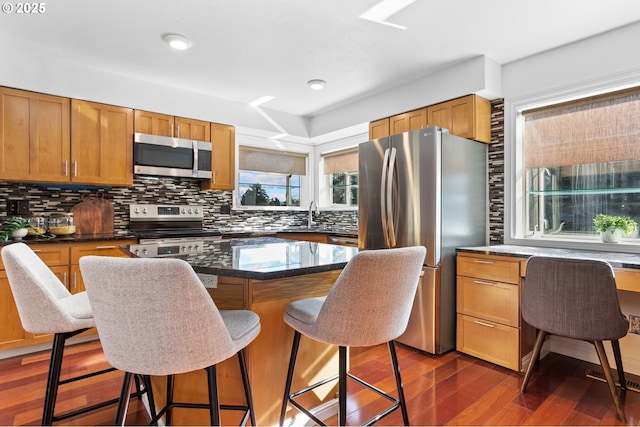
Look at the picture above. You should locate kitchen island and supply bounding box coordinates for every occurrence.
[123,237,359,426]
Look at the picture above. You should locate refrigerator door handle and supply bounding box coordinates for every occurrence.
[380,148,391,247]
[387,147,397,247]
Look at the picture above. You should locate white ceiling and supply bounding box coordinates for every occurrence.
[2,0,640,119]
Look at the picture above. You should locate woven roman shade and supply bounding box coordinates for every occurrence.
[239,146,306,175]
[322,147,358,175]
[523,87,640,168]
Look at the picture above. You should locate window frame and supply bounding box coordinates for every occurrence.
[505,76,640,253]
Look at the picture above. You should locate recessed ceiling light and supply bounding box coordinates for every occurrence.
[307,79,326,90]
[162,33,193,50]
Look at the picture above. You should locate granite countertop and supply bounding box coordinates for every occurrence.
[457,244,640,269]
[1,232,137,246]
[123,237,360,280]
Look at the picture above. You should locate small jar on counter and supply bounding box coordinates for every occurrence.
[48,213,76,235]
[26,214,47,236]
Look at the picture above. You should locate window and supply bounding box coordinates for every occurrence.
[238,146,306,207]
[321,147,359,207]
[519,86,640,242]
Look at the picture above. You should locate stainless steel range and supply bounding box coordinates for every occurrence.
[128,204,221,257]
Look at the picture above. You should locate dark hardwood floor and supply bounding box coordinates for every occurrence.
[1,339,638,425]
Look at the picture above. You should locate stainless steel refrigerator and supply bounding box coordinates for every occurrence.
[358,126,487,354]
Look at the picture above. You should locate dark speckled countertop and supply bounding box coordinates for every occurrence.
[457,245,640,269]
[123,237,360,280]
[1,232,137,245]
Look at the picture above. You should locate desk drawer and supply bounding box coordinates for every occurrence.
[457,276,519,327]
[457,255,520,284]
[456,313,519,370]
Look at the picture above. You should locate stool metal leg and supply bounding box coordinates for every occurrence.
[115,372,134,426]
[338,346,348,426]
[206,365,221,426]
[280,331,301,426]
[42,332,70,425]
[166,374,174,426]
[238,348,256,425]
[142,375,159,426]
[611,339,627,390]
[388,341,409,426]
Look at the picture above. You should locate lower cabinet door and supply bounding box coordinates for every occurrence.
[456,313,520,370]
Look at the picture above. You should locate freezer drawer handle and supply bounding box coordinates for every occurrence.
[473,259,495,264]
[474,320,495,328]
[473,280,495,286]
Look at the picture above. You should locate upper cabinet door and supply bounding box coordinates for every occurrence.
[175,117,211,141]
[201,123,235,191]
[368,118,390,140]
[427,95,491,143]
[389,108,427,135]
[0,88,71,183]
[71,100,133,186]
[134,110,174,137]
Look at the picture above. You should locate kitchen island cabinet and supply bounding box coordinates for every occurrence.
[122,237,359,426]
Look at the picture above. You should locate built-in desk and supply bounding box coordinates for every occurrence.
[455,245,640,373]
[122,237,359,426]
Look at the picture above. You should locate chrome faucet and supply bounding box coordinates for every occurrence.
[308,200,319,228]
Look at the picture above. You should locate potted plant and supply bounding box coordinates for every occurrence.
[593,214,638,243]
[0,217,32,242]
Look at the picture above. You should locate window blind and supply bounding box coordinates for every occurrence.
[322,147,359,175]
[239,146,306,175]
[523,86,640,168]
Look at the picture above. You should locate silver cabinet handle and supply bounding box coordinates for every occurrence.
[474,320,495,328]
[473,260,495,264]
[64,160,68,177]
[73,161,78,177]
[474,280,496,286]
[177,124,181,138]
[73,271,77,290]
[95,245,117,249]
[62,272,67,287]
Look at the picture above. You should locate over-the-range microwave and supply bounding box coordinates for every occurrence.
[133,132,212,179]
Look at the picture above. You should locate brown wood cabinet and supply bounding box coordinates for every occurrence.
[456,252,535,371]
[71,100,134,186]
[134,110,211,141]
[390,108,427,135]
[201,123,235,191]
[427,94,491,143]
[368,117,389,140]
[0,239,135,351]
[275,232,328,243]
[368,94,491,142]
[0,87,71,184]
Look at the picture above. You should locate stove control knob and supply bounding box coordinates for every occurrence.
[134,207,139,214]
[142,207,147,214]
[181,208,187,214]
[181,245,187,253]
[187,208,193,214]
[133,249,139,255]
[194,208,200,214]
[141,248,148,256]
[194,244,200,251]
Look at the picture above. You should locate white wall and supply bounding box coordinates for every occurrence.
[502,20,640,375]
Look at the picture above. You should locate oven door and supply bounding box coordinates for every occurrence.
[134,133,211,179]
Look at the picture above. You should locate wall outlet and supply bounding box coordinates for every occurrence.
[629,314,640,334]
[6,199,30,216]
[197,273,218,289]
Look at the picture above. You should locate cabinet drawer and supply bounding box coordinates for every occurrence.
[28,244,70,267]
[457,255,520,284]
[457,276,519,327]
[70,240,136,264]
[456,313,520,370]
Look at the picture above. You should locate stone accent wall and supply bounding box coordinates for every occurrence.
[0,178,357,231]
[489,99,505,244]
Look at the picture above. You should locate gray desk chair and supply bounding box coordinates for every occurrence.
[79,256,261,426]
[1,242,149,425]
[279,246,426,426]
[521,256,629,422]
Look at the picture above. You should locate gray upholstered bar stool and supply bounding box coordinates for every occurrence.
[80,256,261,426]
[1,242,150,425]
[279,246,426,426]
[521,256,629,422]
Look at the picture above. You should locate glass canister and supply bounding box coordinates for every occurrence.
[48,213,76,235]
[26,214,47,236]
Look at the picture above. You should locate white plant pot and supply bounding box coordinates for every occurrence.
[600,229,623,243]
[11,228,28,240]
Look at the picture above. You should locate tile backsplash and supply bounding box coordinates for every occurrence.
[0,177,357,231]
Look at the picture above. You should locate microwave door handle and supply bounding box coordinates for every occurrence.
[387,147,397,248]
[380,148,391,248]
[192,140,198,178]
